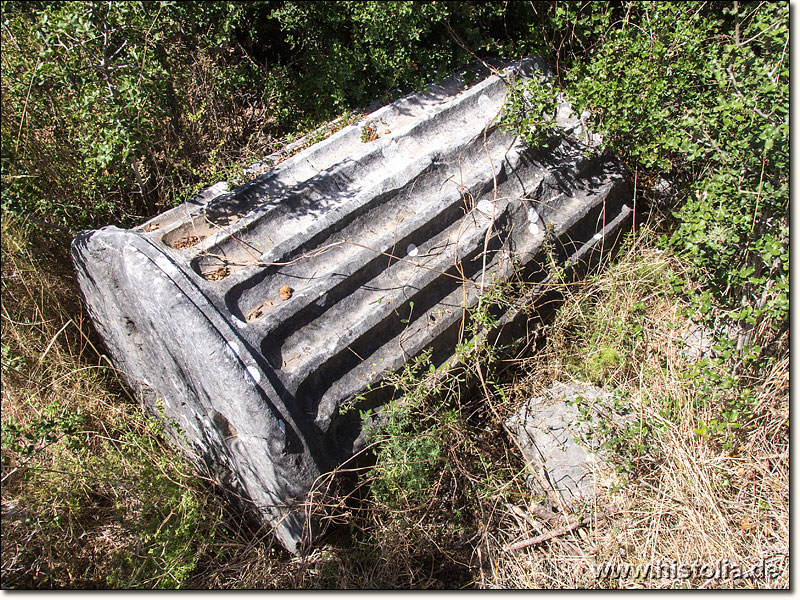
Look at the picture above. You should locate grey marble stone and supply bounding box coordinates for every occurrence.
[506,382,631,507]
[72,56,632,552]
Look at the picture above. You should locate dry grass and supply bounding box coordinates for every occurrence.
[476,224,790,589]
[1,208,788,589]
[1,216,232,588]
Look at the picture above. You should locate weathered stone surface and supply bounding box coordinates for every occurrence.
[680,324,715,362]
[71,56,632,553]
[505,382,631,507]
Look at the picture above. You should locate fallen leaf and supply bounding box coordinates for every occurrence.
[174,235,205,249]
[204,266,229,281]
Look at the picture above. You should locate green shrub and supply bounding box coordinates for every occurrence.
[556,2,788,345]
[1,1,279,229]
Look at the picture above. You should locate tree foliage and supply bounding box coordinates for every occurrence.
[501,1,788,341]
[1,1,284,227]
[564,2,788,339]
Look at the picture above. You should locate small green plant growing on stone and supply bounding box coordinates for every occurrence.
[361,121,379,143]
[500,76,560,148]
[369,407,441,508]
